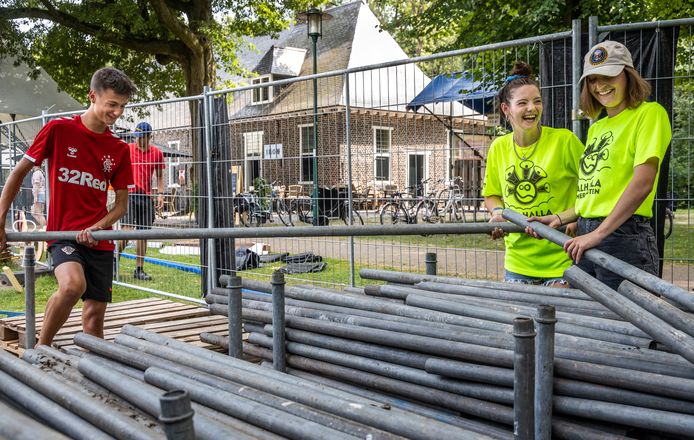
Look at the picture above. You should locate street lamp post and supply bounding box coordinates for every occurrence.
[306,8,322,225]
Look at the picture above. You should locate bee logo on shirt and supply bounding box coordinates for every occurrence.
[67,147,78,158]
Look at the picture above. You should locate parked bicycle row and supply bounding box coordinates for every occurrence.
[232,178,485,227]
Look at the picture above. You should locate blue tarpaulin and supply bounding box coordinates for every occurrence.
[407,73,496,115]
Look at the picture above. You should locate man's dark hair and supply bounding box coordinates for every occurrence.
[90,67,137,98]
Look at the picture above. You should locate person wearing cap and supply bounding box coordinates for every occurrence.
[483,62,583,287]
[120,121,165,281]
[528,41,671,290]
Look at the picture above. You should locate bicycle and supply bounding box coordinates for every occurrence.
[435,176,466,223]
[379,179,437,225]
[234,181,292,227]
[293,186,364,226]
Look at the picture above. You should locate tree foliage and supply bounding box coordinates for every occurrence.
[368,0,694,56]
[0,0,321,102]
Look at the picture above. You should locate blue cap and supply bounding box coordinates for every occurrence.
[133,121,152,138]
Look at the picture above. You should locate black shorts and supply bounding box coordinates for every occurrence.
[123,193,155,229]
[49,240,113,302]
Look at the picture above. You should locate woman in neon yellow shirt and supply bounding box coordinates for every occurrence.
[530,41,671,290]
[483,62,584,286]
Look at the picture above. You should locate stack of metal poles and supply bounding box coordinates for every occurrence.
[203,256,694,439]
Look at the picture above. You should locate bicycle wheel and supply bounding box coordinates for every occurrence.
[416,200,439,223]
[342,207,364,225]
[276,199,293,226]
[436,188,450,211]
[380,203,408,225]
[294,199,312,224]
[247,203,262,227]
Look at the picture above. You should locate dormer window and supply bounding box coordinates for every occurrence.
[252,75,272,104]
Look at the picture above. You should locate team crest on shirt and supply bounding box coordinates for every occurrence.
[67,147,78,158]
[61,246,76,255]
[102,155,114,173]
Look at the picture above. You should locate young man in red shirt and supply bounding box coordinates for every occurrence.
[120,121,165,281]
[0,67,136,346]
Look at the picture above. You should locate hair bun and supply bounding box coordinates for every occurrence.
[510,62,533,77]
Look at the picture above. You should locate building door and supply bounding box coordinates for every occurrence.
[243,131,263,189]
[407,153,426,197]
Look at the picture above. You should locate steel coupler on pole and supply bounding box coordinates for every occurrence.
[159,389,195,440]
[425,252,437,275]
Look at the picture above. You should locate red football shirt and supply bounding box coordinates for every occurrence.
[24,115,134,251]
[128,143,165,194]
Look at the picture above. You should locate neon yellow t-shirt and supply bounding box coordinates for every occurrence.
[482,127,584,278]
[576,101,671,218]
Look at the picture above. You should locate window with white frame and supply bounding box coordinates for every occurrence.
[251,76,272,104]
[243,131,263,188]
[374,127,392,182]
[299,125,315,183]
[166,141,180,187]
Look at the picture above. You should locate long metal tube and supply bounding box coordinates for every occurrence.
[0,348,162,440]
[424,356,694,415]
[405,293,652,347]
[226,276,243,358]
[251,330,513,405]
[344,72,356,287]
[358,269,591,300]
[0,398,70,440]
[238,279,513,334]
[564,265,694,364]
[145,367,356,440]
[227,296,694,377]
[7,222,525,243]
[285,367,514,440]
[413,281,613,314]
[117,326,482,439]
[158,390,195,440]
[271,271,286,372]
[513,317,535,440]
[503,209,694,312]
[22,245,36,349]
[0,369,113,440]
[77,357,246,440]
[618,280,694,338]
[72,334,294,440]
[247,339,625,440]
[189,334,408,440]
[239,306,694,401]
[534,305,556,440]
[202,86,217,295]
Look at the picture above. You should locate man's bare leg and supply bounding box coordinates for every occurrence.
[136,239,147,269]
[37,262,86,346]
[82,299,108,338]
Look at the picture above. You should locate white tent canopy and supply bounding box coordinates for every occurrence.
[0,57,83,120]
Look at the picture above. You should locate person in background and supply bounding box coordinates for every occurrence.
[528,41,671,290]
[0,67,136,346]
[31,166,47,228]
[483,62,584,287]
[119,121,164,281]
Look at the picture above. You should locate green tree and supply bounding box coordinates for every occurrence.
[0,0,321,102]
[369,0,694,55]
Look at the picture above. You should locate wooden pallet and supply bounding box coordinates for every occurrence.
[0,298,226,356]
